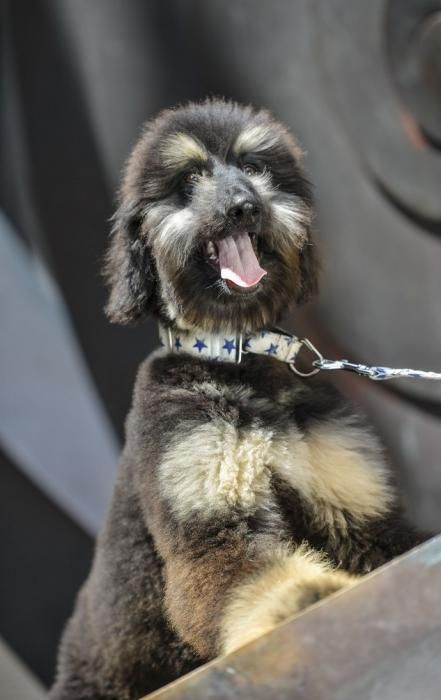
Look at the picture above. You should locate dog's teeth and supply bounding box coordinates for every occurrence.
[206,241,218,260]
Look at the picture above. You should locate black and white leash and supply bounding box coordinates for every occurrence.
[290,337,441,382]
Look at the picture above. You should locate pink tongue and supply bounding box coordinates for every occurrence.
[217,233,267,288]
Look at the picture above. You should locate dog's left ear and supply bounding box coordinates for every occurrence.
[104,198,156,324]
[295,233,321,304]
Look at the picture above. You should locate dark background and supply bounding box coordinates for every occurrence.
[1,0,440,690]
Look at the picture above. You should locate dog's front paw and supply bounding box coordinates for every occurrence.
[292,568,358,615]
[220,547,359,654]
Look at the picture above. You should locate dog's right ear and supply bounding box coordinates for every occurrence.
[104,198,156,324]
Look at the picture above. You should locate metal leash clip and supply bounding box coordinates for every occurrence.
[314,359,386,379]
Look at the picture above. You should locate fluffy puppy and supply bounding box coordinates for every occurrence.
[50,99,424,700]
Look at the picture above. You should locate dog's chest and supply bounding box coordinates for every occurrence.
[157,378,391,526]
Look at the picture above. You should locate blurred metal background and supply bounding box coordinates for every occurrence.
[1,0,440,689]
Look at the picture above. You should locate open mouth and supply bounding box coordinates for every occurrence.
[205,233,267,293]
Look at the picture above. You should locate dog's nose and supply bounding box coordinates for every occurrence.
[227,197,261,227]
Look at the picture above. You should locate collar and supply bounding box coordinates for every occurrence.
[158,324,318,375]
[158,325,441,383]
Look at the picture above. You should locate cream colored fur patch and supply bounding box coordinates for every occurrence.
[271,199,310,249]
[248,173,310,249]
[159,416,392,528]
[160,132,208,168]
[147,205,195,266]
[220,544,357,654]
[247,171,274,199]
[233,124,280,155]
[158,420,274,521]
[270,420,393,527]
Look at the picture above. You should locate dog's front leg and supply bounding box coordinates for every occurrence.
[129,382,361,659]
[136,405,357,659]
[163,540,357,657]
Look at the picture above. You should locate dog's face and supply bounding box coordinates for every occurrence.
[105,99,319,332]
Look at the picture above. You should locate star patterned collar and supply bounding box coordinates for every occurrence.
[159,325,441,382]
[158,324,305,368]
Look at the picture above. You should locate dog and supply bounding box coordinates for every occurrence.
[50,99,424,700]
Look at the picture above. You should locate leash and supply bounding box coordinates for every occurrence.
[159,325,441,382]
[290,337,441,382]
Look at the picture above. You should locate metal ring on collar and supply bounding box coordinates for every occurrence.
[236,334,243,363]
[289,337,323,377]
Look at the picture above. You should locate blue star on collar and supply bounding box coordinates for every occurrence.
[284,336,294,346]
[265,343,279,356]
[243,337,252,351]
[222,338,236,355]
[260,330,268,337]
[193,338,208,353]
[175,336,182,350]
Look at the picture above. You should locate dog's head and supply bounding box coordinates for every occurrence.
[105,99,319,332]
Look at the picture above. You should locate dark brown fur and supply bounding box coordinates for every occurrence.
[51,100,425,699]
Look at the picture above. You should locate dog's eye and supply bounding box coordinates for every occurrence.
[242,163,260,176]
[181,169,201,197]
[183,170,200,186]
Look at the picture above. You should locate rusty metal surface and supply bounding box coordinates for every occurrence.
[145,536,441,700]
